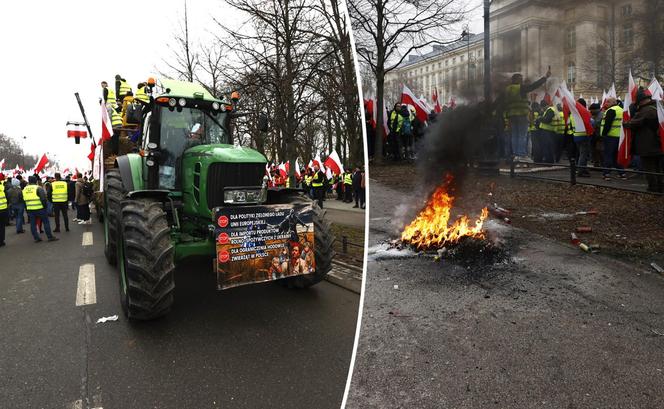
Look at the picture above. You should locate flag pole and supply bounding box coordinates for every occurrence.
[75,92,95,146]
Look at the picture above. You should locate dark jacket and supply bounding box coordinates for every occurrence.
[352,170,362,190]
[6,185,23,205]
[75,180,90,205]
[624,101,661,156]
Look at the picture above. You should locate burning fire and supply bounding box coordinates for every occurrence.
[401,175,488,250]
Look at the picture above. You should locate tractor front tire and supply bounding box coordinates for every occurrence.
[118,198,175,320]
[104,169,123,266]
[284,203,335,289]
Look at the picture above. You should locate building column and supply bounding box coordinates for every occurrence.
[521,26,529,78]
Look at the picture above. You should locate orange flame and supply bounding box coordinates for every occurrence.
[401,175,488,250]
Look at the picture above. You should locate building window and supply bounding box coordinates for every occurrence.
[445,60,449,67]
[622,23,634,46]
[478,50,482,58]
[567,61,576,84]
[452,57,456,64]
[566,26,576,49]
[460,55,465,62]
[621,4,632,17]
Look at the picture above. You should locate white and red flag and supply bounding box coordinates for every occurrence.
[294,158,302,179]
[0,159,4,170]
[381,99,389,140]
[278,162,289,178]
[101,103,113,142]
[34,154,49,174]
[313,152,326,172]
[656,100,664,151]
[618,71,638,167]
[365,98,376,128]
[401,84,429,122]
[323,150,344,175]
[265,163,272,181]
[67,123,88,139]
[558,82,593,136]
[432,87,442,113]
[649,77,663,101]
[88,142,96,162]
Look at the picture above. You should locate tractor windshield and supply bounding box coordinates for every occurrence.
[158,106,231,189]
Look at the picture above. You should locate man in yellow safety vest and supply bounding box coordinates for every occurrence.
[311,164,325,209]
[102,81,117,110]
[343,171,353,203]
[22,176,58,242]
[50,172,69,232]
[600,97,626,180]
[504,68,551,161]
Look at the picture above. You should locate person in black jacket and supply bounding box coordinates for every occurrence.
[624,89,663,192]
[352,167,362,208]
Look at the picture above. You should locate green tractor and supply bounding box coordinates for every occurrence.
[102,79,335,320]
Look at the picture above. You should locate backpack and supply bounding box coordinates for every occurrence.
[402,117,412,135]
[83,182,93,199]
[126,101,142,124]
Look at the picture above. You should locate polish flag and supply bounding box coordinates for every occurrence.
[88,142,96,162]
[432,87,442,113]
[401,84,429,122]
[618,71,637,167]
[307,160,313,171]
[323,150,344,175]
[649,77,663,101]
[101,103,113,142]
[0,159,4,170]
[294,158,302,178]
[607,83,617,99]
[278,162,289,178]
[656,100,664,151]
[313,152,326,172]
[34,154,49,174]
[382,99,389,140]
[265,163,272,181]
[558,82,593,136]
[66,123,88,139]
[365,99,376,128]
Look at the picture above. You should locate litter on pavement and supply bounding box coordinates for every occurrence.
[96,315,119,323]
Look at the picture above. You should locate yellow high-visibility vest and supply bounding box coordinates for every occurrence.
[528,111,539,131]
[22,185,43,211]
[118,80,132,97]
[505,84,530,117]
[0,185,7,211]
[51,180,68,203]
[539,107,557,132]
[556,111,565,135]
[112,109,123,128]
[600,105,623,137]
[105,88,117,108]
[135,86,150,103]
[311,172,323,187]
[344,173,352,185]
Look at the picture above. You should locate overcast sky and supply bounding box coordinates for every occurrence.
[0,0,234,170]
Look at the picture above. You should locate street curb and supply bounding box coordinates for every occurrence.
[325,261,363,294]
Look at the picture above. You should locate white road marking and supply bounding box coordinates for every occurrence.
[82,232,93,246]
[75,264,96,306]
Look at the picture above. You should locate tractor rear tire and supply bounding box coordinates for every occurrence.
[104,169,123,266]
[283,203,335,289]
[118,198,175,320]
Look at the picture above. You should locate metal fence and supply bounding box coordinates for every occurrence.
[509,157,664,196]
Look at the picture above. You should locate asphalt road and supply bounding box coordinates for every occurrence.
[347,180,664,409]
[0,211,359,409]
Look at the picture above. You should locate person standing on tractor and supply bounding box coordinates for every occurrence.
[311,164,325,208]
[50,172,69,232]
[135,82,150,104]
[22,176,58,243]
[115,74,132,101]
[101,81,117,110]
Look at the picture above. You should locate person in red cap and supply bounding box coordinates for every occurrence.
[624,88,663,192]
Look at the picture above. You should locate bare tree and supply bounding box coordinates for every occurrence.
[349,0,468,164]
[631,0,664,81]
[161,0,200,82]
[0,133,37,170]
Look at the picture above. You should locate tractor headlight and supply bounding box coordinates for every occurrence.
[178,98,186,107]
[168,98,177,107]
[212,102,220,110]
[224,188,262,204]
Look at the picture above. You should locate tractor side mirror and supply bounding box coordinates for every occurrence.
[258,113,268,133]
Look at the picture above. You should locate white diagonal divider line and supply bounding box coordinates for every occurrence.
[76,264,96,306]
[82,231,93,246]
